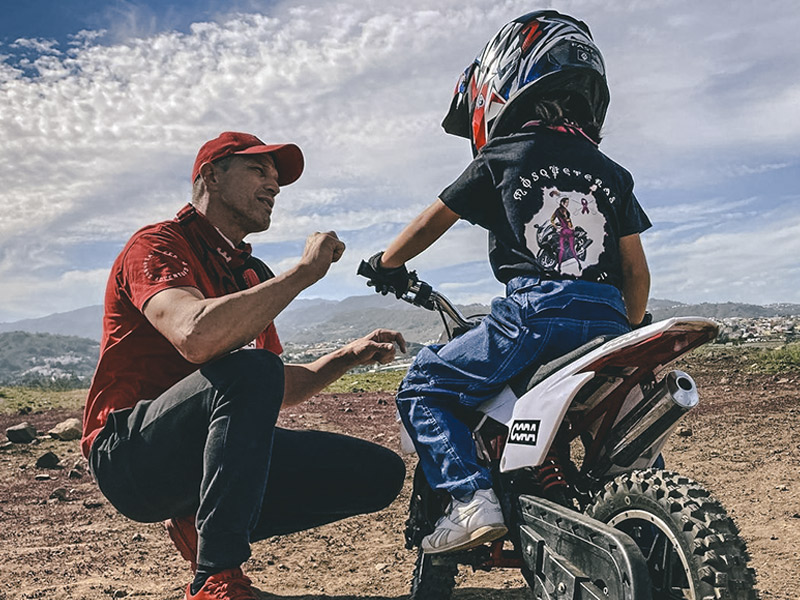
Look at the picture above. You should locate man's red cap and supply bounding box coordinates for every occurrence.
[192,131,304,185]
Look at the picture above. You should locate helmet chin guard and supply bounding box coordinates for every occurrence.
[442,10,609,154]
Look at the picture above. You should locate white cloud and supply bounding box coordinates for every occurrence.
[0,268,108,322]
[11,38,62,54]
[646,207,800,304]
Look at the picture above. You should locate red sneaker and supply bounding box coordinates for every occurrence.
[165,515,198,572]
[185,568,258,600]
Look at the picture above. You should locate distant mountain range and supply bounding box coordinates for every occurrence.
[0,296,797,386]
[1,296,798,344]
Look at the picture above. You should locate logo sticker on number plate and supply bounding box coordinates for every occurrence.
[509,419,541,445]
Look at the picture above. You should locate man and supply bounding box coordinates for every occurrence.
[82,132,407,600]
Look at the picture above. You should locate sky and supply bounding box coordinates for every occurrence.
[0,0,798,322]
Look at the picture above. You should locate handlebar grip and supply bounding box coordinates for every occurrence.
[412,281,434,310]
[357,259,374,279]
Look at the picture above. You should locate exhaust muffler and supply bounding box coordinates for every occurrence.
[597,370,699,471]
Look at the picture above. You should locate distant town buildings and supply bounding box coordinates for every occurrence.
[281,316,799,368]
[714,316,798,344]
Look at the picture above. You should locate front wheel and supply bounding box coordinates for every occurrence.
[586,469,758,600]
[409,548,458,600]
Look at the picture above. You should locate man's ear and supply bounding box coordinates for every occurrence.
[199,162,219,190]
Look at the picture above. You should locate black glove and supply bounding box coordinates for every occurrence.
[358,252,412,298]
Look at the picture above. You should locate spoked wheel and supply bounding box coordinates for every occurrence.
[586,469,758,600]
[409,548,458,600]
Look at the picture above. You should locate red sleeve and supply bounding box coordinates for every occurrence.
[121,231,203,311]
[258,322,283,355]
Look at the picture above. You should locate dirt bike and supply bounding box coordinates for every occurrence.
[357,262,758,600]
[533,222,591,271]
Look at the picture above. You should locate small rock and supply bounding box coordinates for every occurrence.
[6,422,37,444]
[775,485,789,492]
[36,451,61,469]
[676,426,693,437]
[0,441,13,450]
[49,487,69,501]
[375,563,388,571]
[68,459,86,479]
[131,533,145,542]
[83,499,104,509]
[48,418,82,441]
[34,474,52,481]
[113,591,128,598]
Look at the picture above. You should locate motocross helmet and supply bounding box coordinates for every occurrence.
[442,10,609,154]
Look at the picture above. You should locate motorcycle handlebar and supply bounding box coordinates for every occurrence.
[357,259,477,330]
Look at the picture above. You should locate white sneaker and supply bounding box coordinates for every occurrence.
[421,488,508,554]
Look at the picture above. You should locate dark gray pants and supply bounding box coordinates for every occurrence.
[88,349,406,570]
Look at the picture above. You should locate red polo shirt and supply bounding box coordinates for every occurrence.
[82,204,282,457]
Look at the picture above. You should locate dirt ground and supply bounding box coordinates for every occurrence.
[0,353,798,600]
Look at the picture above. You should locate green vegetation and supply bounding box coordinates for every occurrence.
[324,370,405,394]
[0,369,403,416]
[0,386,88,415]
[687,342,800,374]
[750,342,800,373]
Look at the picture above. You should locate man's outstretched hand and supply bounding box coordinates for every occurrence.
[345,328,407,366]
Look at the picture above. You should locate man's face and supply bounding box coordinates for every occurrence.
[213,154,281,236]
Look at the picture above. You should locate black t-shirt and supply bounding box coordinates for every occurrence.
[440,125,651,290]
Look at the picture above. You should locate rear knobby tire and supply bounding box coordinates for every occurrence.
[409,548,458,600]
[586,468,758,600]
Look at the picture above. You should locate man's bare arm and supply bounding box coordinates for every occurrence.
[619,233,651,326]
[282,329,406,407]
[143,231,345,364]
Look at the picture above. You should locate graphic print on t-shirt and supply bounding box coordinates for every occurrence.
[142,248,190,283]
[523,186,606,277]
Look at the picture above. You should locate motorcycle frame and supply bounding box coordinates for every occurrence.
[395,282,718,574]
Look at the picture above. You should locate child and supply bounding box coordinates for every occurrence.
[365,10,651,554]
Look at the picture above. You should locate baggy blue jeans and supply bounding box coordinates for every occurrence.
[89,349,406,571]
[396,277,630,500]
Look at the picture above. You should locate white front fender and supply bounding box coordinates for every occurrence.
[499,371,595,472]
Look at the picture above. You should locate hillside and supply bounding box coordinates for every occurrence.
[0,296,797,386]
[0,331,99,387]
[3,297,798,345]
[0,305,103,340]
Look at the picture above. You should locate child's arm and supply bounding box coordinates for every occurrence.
[380,199,460,268]
[619,233,651,326]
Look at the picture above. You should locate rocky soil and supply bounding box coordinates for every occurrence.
[0,354,798,600]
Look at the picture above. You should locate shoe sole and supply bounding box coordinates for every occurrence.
[422,524,508,555]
